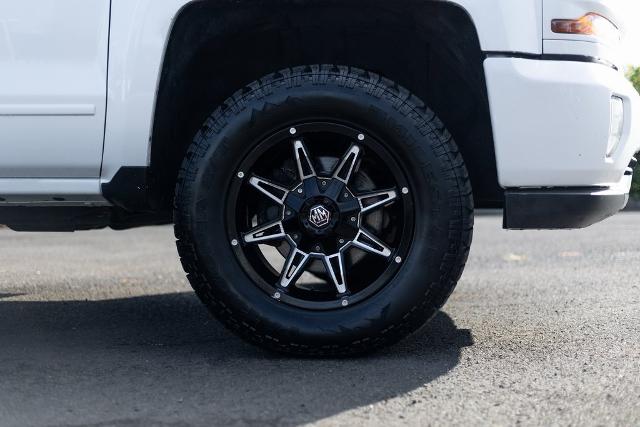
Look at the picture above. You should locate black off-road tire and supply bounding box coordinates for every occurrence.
[174,65,473,356]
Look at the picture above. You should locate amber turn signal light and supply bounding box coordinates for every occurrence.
[551,13,620,42]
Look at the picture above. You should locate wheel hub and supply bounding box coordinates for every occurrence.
[298,190,342,237]
[308,204,331,228]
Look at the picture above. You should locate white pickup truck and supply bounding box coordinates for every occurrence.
[1,0,638,355]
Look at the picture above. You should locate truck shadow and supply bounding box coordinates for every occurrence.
[0,292,473,426]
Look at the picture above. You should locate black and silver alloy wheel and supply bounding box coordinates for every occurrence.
[229,123,414,310]
[175,65,473,356]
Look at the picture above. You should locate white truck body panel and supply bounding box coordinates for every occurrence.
[485,58,640,188]
[0,0,109,179]
[0,0,636,205]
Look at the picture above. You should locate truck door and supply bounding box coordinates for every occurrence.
[0,0,110,178]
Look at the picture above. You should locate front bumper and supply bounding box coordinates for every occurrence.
[484,58,640,189]
[485,57,639,229]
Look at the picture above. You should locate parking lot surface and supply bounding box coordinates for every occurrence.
[0,213,638,426]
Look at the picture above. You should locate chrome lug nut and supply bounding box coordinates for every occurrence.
[289,127,297,135]
[273,292,281,299]
[237,171,245,179]
[231,239,239,247]
[341,299,349,307]
[402,187,409,195]
[357,133,365,141]
[395,256,402,264]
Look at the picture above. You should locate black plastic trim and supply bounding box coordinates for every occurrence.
[101,166,154,212]
[503,187,628,230]
[484,51,618,71]
[0,207,112,232]
[0,205,172,232]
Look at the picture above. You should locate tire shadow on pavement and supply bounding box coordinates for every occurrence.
[0,292,473,426]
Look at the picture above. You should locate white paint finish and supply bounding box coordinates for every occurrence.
[101,0,185,181]
[543,39,622,69]
[0,116,106,178]
[0,104,96,116]
[484,57,640,188]
[100,0,544,182]
[0,1,110,178]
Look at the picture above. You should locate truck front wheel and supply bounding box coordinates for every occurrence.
[174,65,473,356]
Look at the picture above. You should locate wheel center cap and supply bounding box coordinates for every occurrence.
[309,205,331,228]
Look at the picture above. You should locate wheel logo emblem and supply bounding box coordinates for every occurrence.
[309,205,331,228]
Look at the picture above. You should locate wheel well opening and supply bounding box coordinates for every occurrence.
[150,0,502,211]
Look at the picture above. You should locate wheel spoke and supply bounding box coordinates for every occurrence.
[323,253,347,294]
[279,246,310,288]
[293,140,317,180]
[358,189,398,214]
[243,220,286,244]
[249,176,288,205]
[332,145,361,184]
[352,228,392,258]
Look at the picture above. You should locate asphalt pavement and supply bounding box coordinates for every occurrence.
[0,212,638,426]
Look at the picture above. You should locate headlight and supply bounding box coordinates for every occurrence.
[552,13,621,44]
[607,96,625,158]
